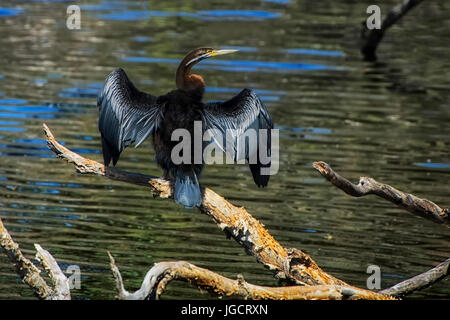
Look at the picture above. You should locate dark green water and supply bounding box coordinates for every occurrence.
[0,0,448,299]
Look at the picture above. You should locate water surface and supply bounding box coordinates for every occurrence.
[0,0,449,299]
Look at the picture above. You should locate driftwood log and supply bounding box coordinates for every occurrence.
[107,252,390,300]
[0,123,448,300]
[361,0,424,61]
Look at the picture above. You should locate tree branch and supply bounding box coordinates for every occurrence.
[34,244,71,300]
[107,252,394,300]
[313,161,450,227]
[380,257,450,297]
[0,217,70,300]
[361,0,424,61]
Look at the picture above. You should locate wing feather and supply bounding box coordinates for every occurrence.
[98,68,164,166]
[202,89,273,187]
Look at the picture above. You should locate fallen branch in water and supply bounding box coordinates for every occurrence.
[0,217,71,300]
[361,0,424,61]
[313,161,450,227]
[107,252,393,300]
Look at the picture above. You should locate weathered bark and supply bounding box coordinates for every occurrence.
[361,0,424,61]
[34,244,71,300]
[313,161,450,227]
[107,252,394,300]
[380,258,450,297]
[43,123,348,287]
[0,217,70,300]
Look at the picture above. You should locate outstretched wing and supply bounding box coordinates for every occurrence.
[98,68,164,166]
[202,89,273,187]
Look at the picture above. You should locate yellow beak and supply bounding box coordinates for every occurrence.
[209,49,239,57]
[185,49,238,67]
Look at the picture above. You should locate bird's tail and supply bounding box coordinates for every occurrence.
[174,169,202,209]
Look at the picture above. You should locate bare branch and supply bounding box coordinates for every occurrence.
[0,217,70,300]
[0,217,53,299]
[107,253,395,300]
[361,0,424,61]
[380,258,450,297]
[34,244,71,300]
[313,161,450,227]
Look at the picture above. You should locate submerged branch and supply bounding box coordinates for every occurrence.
[107,252,394,300]
[361,0,424,61]
[313,161,450,227]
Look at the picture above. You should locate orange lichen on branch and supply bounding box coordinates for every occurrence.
[108,255,395,300]
[201,188,347,286]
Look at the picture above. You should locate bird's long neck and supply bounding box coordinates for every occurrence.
[176,56,205,97]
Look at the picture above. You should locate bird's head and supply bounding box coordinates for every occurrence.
[176,48,238,93]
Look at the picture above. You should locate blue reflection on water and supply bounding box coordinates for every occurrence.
[0,127,25,132]
[99,10,281,21]
[414,162,450,169]
[84,1,282,22]
[0,105,56,113]
[122,56,339,72]
[0,120,21,125]
[290,127,332,134]
[262,0,291,4]
[0,98,27,105]
[1,135,99,158]
[0,7,24,17]
[14,138,48,144]
[71,148,101,155]
[132,36,152,42]
[86,83,104,89]
[197,10,281,21]
[277,125,332,135]
[285,48,344,57]
[59,87,100,99]
[0,98,76,122]
[0,112,55,120]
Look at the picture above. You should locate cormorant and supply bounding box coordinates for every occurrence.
[98,48,273,208]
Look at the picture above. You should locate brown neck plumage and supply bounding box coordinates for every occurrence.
[175,49,206,95]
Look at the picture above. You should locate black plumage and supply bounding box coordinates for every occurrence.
[98,48,273,208]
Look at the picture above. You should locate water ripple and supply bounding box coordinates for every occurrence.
[0,7,24,17]
[122,56,340,72]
